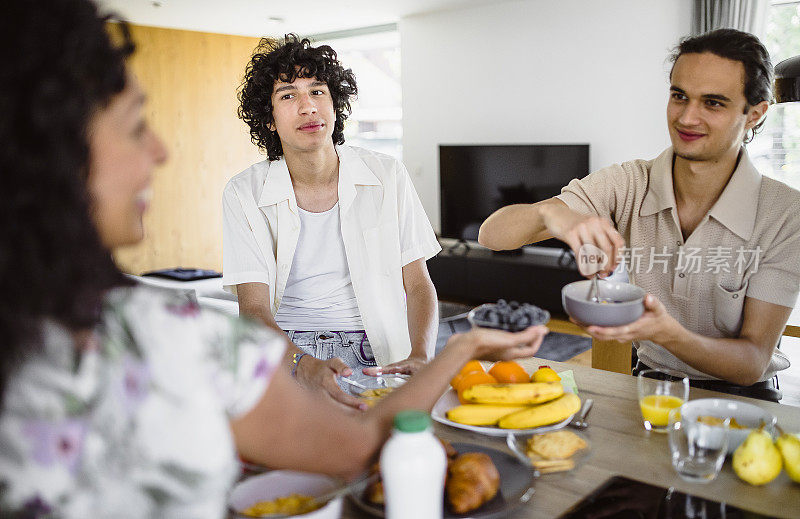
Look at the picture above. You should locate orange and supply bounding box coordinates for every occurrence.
[451,360,485,390]
[450,372,464,390]
[456,372,497,404]
[459,360,485,376]
[488,361,529,384]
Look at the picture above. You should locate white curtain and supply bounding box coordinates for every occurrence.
[693,0,770,37]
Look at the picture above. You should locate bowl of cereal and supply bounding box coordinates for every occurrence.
[561,279,645,327]
[679,398,777,454]
[229,470,343,518]
[340,372,408,407]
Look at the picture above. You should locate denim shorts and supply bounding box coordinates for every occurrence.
[286,330,378,383]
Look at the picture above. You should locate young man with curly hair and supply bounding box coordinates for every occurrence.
[223,35,441,409]
[480,29,800,402]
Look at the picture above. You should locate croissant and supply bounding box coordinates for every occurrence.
[446,452,500,514]
[363,479,384,505]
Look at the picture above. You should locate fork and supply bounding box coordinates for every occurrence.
[568,399,594,429]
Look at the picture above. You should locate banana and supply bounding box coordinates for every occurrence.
[497,393,581,429]
[462,381,564,405]
[446,404,528,426]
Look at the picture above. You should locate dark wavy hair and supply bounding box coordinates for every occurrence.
[238,34,358,160]
[0,0,133,402]
[670,28,773,144]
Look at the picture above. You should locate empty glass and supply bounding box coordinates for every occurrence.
[668,407,729,483]
[637,369,689,433]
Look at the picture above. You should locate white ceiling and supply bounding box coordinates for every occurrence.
[96,0,504,38]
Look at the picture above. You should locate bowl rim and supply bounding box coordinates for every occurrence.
[562,279,646,307]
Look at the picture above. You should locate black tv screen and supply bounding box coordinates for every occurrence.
[439,144,590,246]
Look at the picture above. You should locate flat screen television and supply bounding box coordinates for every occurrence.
[439,144,590,249]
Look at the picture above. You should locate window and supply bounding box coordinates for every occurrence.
[316,29,402,160]
[749,0,800,187]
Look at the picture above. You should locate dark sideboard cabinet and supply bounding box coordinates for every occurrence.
[428,245,583,314]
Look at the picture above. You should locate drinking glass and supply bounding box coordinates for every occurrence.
[637,369,689,432]
[668,407,729,483]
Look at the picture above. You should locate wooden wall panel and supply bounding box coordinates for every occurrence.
[113,25,264,273]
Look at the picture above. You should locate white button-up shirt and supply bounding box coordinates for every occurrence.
[222,145,441,365]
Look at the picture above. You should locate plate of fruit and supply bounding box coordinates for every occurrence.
[432,362,581,437]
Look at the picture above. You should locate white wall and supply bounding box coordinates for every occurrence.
[400,0,692,230]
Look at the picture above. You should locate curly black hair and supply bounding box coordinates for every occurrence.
[670,28,773,144]
[238,34,358,160]
[0,0,133,402]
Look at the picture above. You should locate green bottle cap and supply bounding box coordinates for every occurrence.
[393,410,431,432]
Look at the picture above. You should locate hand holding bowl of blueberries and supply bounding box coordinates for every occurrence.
[467,299,550,332]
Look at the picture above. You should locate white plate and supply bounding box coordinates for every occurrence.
[431,385,576,436]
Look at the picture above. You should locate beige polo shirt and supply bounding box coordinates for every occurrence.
[556,147,800,380]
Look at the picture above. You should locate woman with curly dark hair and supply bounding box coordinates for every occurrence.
[0,2,548,514]
[227,36,445,409]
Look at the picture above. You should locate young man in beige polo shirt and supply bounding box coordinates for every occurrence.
[479,29,800,402]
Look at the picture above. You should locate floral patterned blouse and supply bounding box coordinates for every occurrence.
[0,286,285,517]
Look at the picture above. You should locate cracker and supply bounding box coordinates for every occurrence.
[530,458,575,473]
[526,430,587,460]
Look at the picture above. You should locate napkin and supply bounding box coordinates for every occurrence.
[559,370,578,395]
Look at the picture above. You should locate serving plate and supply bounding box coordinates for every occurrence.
[348,442,535,519]
[431,386,576,437]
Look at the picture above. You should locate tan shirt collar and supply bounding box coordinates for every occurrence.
[257,145,382,214]
[640,147,762,240]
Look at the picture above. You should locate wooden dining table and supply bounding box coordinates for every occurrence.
[341,358,800,518]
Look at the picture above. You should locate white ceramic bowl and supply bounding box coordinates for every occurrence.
[680,398,777,454]
[228,470,343,518]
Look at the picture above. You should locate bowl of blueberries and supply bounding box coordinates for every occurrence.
[467,299,550,332]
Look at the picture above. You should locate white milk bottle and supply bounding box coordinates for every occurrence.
[380,410,447,519]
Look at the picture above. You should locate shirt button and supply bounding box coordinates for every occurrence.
[733,294,739,299]
[676,241,681,246]
[678,273,686,278]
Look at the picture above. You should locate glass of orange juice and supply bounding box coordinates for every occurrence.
[637,369,689,432]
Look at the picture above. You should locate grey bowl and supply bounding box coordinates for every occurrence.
[562,280,645,327]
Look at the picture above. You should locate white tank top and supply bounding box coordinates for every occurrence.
[274,203,364,330]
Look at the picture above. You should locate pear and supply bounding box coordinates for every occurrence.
[775,428,800,484]
[732,426,782,486]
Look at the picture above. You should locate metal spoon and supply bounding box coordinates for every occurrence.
[588,274,601,303]
[568,399,594,429]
